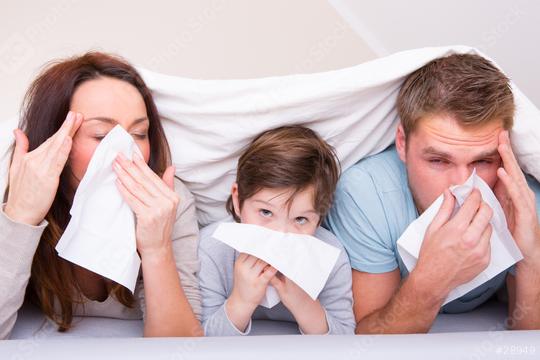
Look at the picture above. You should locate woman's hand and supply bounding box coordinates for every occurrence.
[4,111,83,225]
[113,152,179,258]
[115,152,203,337]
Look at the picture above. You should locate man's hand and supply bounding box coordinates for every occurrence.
[495,130,540,330]
[494,130,540,265]
[414,188,493,302]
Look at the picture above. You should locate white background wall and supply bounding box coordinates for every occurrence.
[0,0,373,123]
[1,0,538,134]
[330,0,540,107]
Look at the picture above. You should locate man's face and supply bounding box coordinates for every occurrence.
[396,114,504,213]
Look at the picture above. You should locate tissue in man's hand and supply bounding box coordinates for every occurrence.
[397,170,523,305]
[212,223,341,308]
[56,125,141,292]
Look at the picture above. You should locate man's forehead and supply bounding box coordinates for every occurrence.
[420,145,499,161]
[413,115,504,146]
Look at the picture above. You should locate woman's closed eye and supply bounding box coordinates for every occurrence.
[92,132,147,142]
[132,133,148,140]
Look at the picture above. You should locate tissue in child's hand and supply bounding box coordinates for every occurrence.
[397,170,523,305]
[212,222,341,308]
[56,125,141,293]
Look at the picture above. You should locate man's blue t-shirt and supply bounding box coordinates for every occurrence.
[324,145,540,313]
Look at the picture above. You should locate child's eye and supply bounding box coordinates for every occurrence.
[295,217,308,225]
[259,209,273,218]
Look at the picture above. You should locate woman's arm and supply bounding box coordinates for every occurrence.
[0,112,82,339]
[115,155,202,337]
[140,245,202,337]
[140,179,203,336]
[0,207,47,340]
[167,180,202,321]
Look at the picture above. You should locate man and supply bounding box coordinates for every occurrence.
[325,54,540,333]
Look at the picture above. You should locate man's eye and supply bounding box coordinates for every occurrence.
[295,217,308,225]
[259,209,272,218]
[429,158,448,165]
[473,159,492,166]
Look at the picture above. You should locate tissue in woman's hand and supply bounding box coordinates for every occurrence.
[211,223,341,308]
[55,125,141,293]
[397,170,523,305]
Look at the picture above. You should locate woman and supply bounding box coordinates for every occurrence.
[0,52,202,338]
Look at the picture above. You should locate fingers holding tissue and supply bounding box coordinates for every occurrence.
[113,151,179,256]
[270,272,314,310]
[398,170,522,305]
[231,253,277,309]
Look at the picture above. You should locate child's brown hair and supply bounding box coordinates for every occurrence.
[226,125,340,224]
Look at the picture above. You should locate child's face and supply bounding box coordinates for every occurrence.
[231,185,320,236]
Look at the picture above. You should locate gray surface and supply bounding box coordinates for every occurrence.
[10,300,510,339]
[2,331,540,360]
[3,300,540,359]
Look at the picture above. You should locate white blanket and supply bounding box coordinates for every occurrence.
[1,46,539,228]
[138,45,540,227]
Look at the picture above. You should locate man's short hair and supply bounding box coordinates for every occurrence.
[397,53,515,137]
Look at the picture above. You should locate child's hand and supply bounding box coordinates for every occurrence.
[226,253,277,332]
[270,273,329,334]
[270,273,313,311]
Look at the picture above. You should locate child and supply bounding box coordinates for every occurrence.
[198,125,355,336]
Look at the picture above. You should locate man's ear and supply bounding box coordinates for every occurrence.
[231,182,241,219]
[396,124,407,163]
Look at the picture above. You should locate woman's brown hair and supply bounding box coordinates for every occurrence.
[4,52,171,331]
[226,125,340,224]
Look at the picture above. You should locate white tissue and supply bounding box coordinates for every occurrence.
[397,170,523,305]
[56,125,141,292]
[212,223,341,308]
